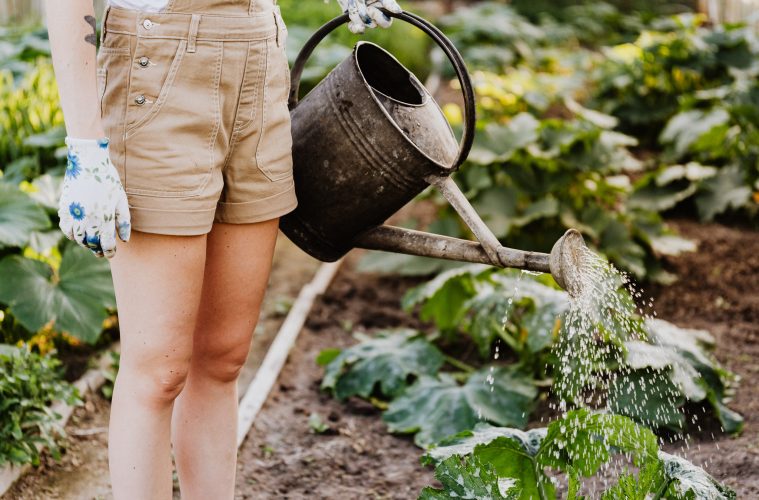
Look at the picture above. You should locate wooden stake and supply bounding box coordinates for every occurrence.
[236,260,343,448]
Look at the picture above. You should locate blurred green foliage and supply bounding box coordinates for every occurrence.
[278,0,432,89]
[0,344,80,467]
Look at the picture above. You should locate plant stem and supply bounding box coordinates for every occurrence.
[443,355,475,373]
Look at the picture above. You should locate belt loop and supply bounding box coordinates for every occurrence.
[99,4,111,46]
[187,14,201,53]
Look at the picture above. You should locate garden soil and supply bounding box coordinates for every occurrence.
[5,220,758,499]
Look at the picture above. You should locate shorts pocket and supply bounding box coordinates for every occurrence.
[122,39,223,198]
[125,37,188,137]
[254,36,293,183]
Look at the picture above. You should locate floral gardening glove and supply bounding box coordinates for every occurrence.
[59,137,131,258]
[336,0,402,34]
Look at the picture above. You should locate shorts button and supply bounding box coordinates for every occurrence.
[142,19,153,30]
[135,94,146,105]
[138,56,150,67]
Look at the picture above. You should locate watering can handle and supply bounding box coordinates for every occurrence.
[287,10,476,172]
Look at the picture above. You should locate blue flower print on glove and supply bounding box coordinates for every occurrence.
[58,137,131,258]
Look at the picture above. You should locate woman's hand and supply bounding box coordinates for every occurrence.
[59,137,131,258]
[337,0,402,34]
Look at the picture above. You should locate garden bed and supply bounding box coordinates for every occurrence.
[233,219,758,498]
[4,221,757,499]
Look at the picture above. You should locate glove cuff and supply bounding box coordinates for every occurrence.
[65,136,111,149]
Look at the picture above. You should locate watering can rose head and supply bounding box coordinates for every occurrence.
[336,0,402,34]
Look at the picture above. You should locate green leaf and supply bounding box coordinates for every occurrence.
[645,319,743,433]
[658,451,737,499]
[401,264,489,330]
[536,409,660,479]
[24,174,61,210]
[320,329,444,400]
[472,185,519,237]
[315,348,341,367]
[0,182,50,248]
[624,341,706,400]
[21,125,65,149]
[468,113,540,165]
[660,109,730,157]
[422,422,545,462]
[308,412,330,434]
[601,459,665,500]
[608,369,687,431]
[423,425,553,500]
[694,164,752,221]
[418,454,514,500]
[383,366,537,447]
[0,243,115,342]
[356,250,461,276]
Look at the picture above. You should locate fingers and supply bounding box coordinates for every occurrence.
[346,0,369,34]
[83,231,105,258]
[100,225,118,259]
[115,192,132,242]
[379,0,402,14]
[58,213,75,241]
[366,3,392,28]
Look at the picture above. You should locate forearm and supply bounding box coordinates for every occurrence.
[45,0,105,139]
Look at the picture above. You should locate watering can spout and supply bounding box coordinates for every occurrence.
[353,175,589,297]
[353,225,588,297]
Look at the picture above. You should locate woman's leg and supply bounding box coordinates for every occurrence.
[107,230,208,500]
[171,219,280,499]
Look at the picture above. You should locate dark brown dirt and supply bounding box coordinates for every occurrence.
[234,253,433,500]
[649,220,759,496]
[236,219,759,498]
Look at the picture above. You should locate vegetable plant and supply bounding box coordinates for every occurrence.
[0,344,80,466]
[420,409,736,499]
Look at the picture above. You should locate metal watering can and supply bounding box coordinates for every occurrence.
[280,10,587,296]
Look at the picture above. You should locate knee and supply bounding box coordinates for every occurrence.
[119,357,191,407]
[193,329,253,383]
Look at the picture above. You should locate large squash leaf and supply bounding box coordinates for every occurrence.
[418,454,514,500]
[0,243,115,343]
[418,410,736,499]
[536,409,659,480]
[383,366,537,447]
[423,423,546,466]
[424,426,554,500]
[0,182,50,248]
[320,329,444,400]
[611,319,743,433]
[401,264,490,330]
[658,451,736,499]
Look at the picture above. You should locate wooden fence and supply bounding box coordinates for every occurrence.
[699,0,759,24]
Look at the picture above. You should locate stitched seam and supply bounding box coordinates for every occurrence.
[122,34,135,188]
[220,43,249,173]
[105,29,276,42]
[233,42,264,132]
[253,38,270,178]
[208,41,223,176]
[99,46,131,55]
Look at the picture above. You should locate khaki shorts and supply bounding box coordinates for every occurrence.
[96,3,298,235]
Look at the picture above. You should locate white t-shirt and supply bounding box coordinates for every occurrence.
[107,0,169,12]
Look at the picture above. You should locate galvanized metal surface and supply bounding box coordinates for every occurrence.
[281,11,587,296]
[280,39,460,262]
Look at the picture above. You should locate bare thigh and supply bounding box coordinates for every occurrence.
[189,219,280,378]
[108,230,207,399]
